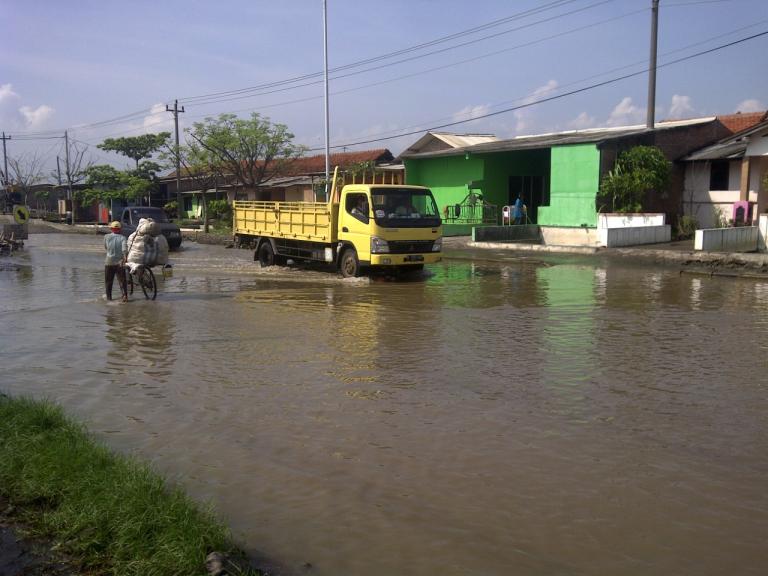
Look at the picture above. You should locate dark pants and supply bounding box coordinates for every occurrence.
[105,264,127,300]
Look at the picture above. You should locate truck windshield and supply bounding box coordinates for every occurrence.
[370,188,441,228]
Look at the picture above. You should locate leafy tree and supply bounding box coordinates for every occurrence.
[597,145,671,213]
[161,138,223,231]
[188,113,305,200]
[78,164,150,206]
[97,133,171,171]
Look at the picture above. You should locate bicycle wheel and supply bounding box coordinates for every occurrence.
[127,270,135,295]
[138,267,157,300]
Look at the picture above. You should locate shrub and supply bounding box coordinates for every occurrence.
[163,201,178,219]
[208,199,232,221]
[597,146,671,213]
[676,215,698,239]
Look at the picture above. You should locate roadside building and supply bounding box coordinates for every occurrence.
[681,114,768,228]
[400,113,765,235]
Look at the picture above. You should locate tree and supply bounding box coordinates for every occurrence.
[97,133,171,171]
[188,113,305,200]
[78,164,150,209]
[7,152,45,206]
[161,138,222,232]
[597,145,671,213]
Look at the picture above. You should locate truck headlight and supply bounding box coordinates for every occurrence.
[432,237,442,252]
[371,236,389,254]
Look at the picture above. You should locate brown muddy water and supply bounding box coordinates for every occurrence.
[1,233,767,575]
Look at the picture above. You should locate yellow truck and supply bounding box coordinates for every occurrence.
[233,183,442,277]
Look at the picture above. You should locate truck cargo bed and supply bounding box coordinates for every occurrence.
[233,201,338,243]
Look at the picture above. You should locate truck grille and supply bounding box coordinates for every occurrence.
[388,240,434,254]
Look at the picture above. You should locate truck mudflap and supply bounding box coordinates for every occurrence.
[369,253,442,266]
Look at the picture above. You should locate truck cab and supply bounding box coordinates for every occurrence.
[336,185,442,276]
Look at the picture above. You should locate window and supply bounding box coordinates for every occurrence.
[709,160,730,191]
[346,193,369,223]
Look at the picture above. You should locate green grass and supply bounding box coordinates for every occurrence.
[0,394,259,576]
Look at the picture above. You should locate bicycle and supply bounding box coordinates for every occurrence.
[126,264,157,300]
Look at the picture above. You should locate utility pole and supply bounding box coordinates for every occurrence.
[646,0,660,129]
[166,100,185,220]
[1,132,10,187]
[65,130,74,225]
[56,156,62,185]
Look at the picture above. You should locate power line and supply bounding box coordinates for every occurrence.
[303,29,768,151]
[178,0,587,103]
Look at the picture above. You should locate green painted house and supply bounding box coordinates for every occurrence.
[401,117,736,231]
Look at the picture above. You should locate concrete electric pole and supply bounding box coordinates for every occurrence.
[1,132,10,187]
[166,100,185,220]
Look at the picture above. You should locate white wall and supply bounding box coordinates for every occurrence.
[598,213,665,228]
[683,160,748,228]
[694,226,758,252]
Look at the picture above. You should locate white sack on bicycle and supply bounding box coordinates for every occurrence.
[126,218,167,267]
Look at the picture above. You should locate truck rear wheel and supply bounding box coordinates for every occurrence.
[258,242,275,267]
[340,248,360,278]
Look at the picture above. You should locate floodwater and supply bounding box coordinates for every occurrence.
[1,232,768,576]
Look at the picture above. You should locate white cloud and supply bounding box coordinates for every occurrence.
[452,104,491,122]
[513,80,558,134]
[0,83,55,130]
[735,99,764,113]
[669,94,694,118]
[607,97,645,127]
[19,104,54,129]
[142,103,173,132]
[568,112,596,130]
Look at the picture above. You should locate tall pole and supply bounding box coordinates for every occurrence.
[65,130,74,225]
[323,0,331,201]
[1,131,10,187]
[166,99,185,219]
[646,0,660,129]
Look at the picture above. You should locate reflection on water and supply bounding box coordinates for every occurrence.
[1,234,768,576]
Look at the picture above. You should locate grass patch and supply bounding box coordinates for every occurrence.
[0,394,259,575]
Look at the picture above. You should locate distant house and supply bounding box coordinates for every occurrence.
[402,132,499,155]
[681,113,768,228]
[162,149,400,218]
[401,115,764,231]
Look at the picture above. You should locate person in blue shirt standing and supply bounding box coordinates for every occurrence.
[513,194,525,225]
[104,221,128,302]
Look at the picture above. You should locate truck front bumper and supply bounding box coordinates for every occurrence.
[369,253,442,266]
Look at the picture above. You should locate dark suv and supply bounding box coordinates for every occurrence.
[119,207,182,249]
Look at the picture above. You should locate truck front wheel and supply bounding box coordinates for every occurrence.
[339,248,360,278]
[258,242,275,267]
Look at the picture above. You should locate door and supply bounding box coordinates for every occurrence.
[338,192,372,262]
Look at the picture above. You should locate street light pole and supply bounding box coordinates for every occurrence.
[646,0,660,129]
[323,0,331,201]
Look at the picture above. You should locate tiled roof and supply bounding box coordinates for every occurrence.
[281,149,394,175]
[164,149,394,179]
[716,111,767,134]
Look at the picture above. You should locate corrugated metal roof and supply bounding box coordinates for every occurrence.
[431,132,500,148]
[400,118,715,159]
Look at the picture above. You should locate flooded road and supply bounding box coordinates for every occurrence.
[2,232,768,575]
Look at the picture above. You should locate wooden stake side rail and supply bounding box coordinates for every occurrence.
[233,201,338,243]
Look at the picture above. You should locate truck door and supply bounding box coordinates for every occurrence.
[338,192,372,262]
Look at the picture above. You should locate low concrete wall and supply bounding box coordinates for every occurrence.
[598,213,665,228]
[472,225,540,243]
[694,226,758,252]
[599,225,671,247]
[759,214,768,253]
[444,223,480,237]
[540,226,598,247]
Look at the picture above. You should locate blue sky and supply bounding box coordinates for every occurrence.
[1,0,767,174]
